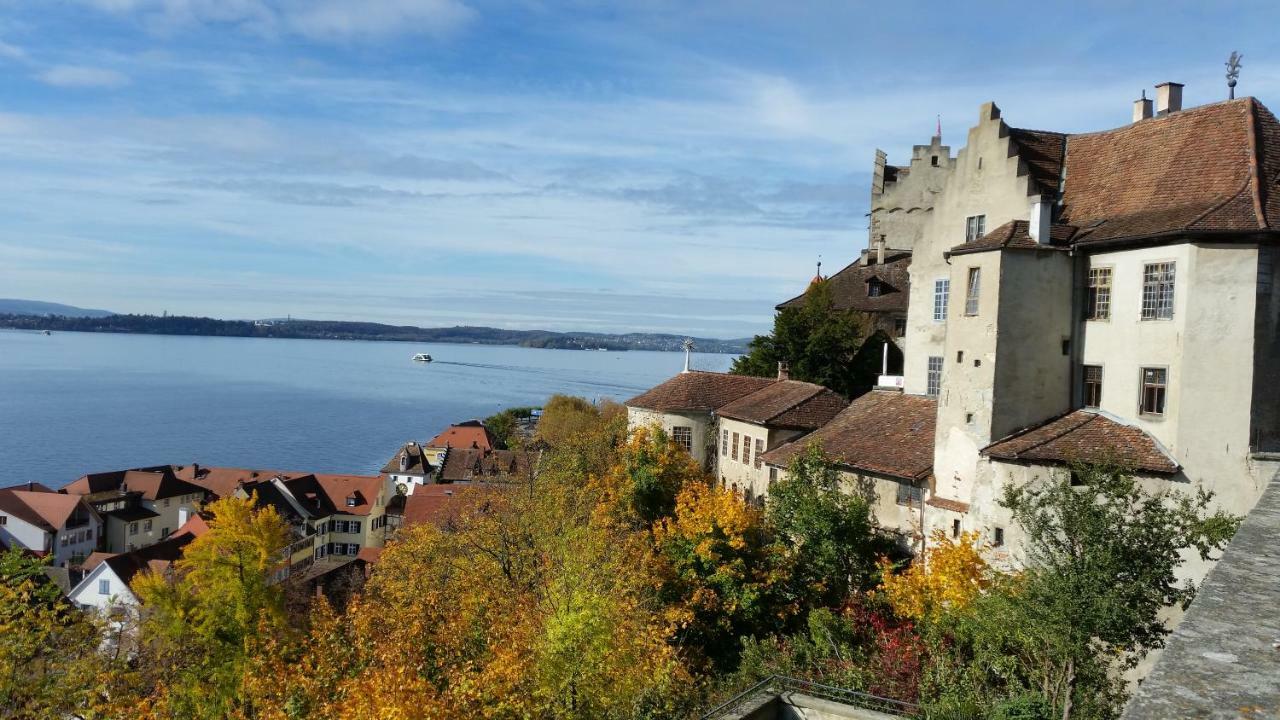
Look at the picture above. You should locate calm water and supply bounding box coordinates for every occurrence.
[0,329,732,487]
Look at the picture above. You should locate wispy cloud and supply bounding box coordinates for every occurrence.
[37,64,130,88]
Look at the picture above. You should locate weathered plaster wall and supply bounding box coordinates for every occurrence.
[870,135,952,254]
[1251,243,1280,451]
[627,407,715,469]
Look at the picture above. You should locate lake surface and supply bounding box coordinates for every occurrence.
[0,329,733,487]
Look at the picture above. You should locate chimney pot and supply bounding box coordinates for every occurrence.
[1155,82,1184,116]
[777,361,790,381]
[876,237,886,265]
[1133,91,1153,122]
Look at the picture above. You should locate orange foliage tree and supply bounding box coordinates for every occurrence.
[878,530,994,621]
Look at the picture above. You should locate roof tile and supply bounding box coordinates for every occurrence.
[982,409,1179,474]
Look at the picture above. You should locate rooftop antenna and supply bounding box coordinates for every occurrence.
[681,338,695,373]
[1226,51,1243,100]
[935,114,942,140]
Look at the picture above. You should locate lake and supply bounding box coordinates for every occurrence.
[0,329,734,487]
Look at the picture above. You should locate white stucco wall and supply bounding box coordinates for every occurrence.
[714,417,804,501]
[627,407,716,469]
[0,514,48,555]
[69,563,139,616]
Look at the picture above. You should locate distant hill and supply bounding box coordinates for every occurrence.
[0,312,750,354]
[0,299,114,318]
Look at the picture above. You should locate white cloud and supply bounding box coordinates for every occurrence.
[0,40,26,60]
[38,65,131,88]
[75,0,475,42]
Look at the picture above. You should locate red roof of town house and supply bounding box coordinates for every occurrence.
[171,513,211,540]
[438,449,539,484]
[380,442,434,475]
[982,409,1179,474]
[399,484,508,530]
[183,466,295,499]
[716,380,848,431]
[428,420,499,450]
[62,466,207,502]
[625,371,777,413]
[310,474,386,517]
[0,489,90,532]
[100,534,194,589]
[761,390,937,481]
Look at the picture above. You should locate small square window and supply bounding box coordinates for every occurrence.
[965,215,987,243]
[893,318,907,337]
[895,482,923,507]
[965,412,974,424]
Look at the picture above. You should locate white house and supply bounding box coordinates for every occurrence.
[0,485,102,568]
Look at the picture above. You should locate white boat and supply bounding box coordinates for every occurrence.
[412,353,432,362]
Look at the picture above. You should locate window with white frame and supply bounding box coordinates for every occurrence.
[965,214,986,242]
[1141,262,1175,320]
[721,429,729,456]
[927,356,943,397]
[741,437,751,466]
[1086,267,1112,320]
[754,439,764,469]
[731,433,739,461]
[933,279,950,321]
[1083,365,1103,408]
[98,579,110,595]
[347,543,360,555]
[964,267,981,316]
[671,426,693,453]
[1139,367,1168,415]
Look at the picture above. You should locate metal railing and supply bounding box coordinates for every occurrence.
[701,675,919,719]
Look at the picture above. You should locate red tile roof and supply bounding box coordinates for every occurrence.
[428,421,498,451]
[63,466,208,502]
[1009,128,1068,196]
[102,534,194,590]
[625,371,777,413]
[926,497,970,513]
[1062,98,1280,245]
[716,380,848,430]
[398,484,508,530]
[184,466,293,499]
[949,219,1077,255]
[381,442,434,475]
[982,409,1179,474]
[438,449,538,483]
[0,490,90,532]
[777,253,911,314]
[310,474,386,517]
[760,390,937,480]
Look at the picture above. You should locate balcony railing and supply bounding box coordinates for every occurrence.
[700,675,919,719]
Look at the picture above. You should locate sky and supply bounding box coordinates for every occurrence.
[1,1,1279,338]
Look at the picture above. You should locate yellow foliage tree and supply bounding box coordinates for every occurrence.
[878,530,993,621]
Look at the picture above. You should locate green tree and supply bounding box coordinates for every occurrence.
[731,280,882,397]
[484,406,536,449]
[0,547,114,718]
[767,446,896,607]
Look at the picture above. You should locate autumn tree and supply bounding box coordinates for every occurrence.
[601,424,707,527]
[0,546,115,718]
[731,279,883,397]
[536,394,625,449]
[768,446,896,607]
[878,530,993,621]
[129,495,292,719]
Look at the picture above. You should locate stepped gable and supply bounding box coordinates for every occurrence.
[625,371,776,413]
[716,380,848,431]
[1062,97,1280,245]
[761,390,937,480]
[982,409,1179,474]
[776,253,911,314]
[949,219,1077,255]
[1008,127,1067,196]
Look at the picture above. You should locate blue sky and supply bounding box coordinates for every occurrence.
[1,1,1278,337]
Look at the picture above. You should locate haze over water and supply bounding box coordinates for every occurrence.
[0,329,733,488]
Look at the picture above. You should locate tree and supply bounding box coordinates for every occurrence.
[536,395,624,449]
[767,446,896,606]
[0,546,114,718]
[878,530,993,621]
[654,480,791,669]
[731,280,882,397]
[483,406,536,449]
[129,495,292,719]
[601,425,707,528]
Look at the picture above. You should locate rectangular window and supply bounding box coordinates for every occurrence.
[1141,262,1175,320]
[741,437,751,466]
[926,356,943,397]
[721,429,729,456]
[896,482,923,507]
[993,527,1005,547]
[1086,267,1112,320]
[893,317,906,337]
[61,534,68,547]
[731,433,739,461]
[768,467,778,485]
[0,516,5,525]
[964,267,981,316]
[671,426,693,453]
[143,519,152,532]
[952,519,961,538]
[933,279,950,321]
[98,579,110,595]
[350,521,361,535]
[1140,367,1168,415]
[348,543,360,555]
[754,439,764,469]
[160,528,168,538]
[163,498,170,508]
[129,522,138,536]
[965,214,987,242]
[1083,365,1103,408]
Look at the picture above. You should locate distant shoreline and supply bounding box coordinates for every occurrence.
[0,313,749,354]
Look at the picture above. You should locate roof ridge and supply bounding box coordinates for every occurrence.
[1065,96,1256,139]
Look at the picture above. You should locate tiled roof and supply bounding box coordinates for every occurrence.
[777,253,911,314]
[101,534,193,589]
[926,496,970,513]
[625,371,777,413]
[949,219,1077,255]
[398,484,508,530]
[760,390,937,480]
[1062,98,1280,245]
[184,466,292,499]
[64,466,208,502]
[1009,128,1067,196]
[0,489,88,532]
[311,474,385,517]
[381,442,434,475]
[428,421,498,451]
[438,448,539,484]
[982,409,1179,474]
[716,380,848,430]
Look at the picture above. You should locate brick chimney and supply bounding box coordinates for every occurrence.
[1155,82,1183,116]
[1133,91,1153,122]
[777,361,790,381]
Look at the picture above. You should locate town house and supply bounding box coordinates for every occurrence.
[0,484,102,568]
[62,466,207,553]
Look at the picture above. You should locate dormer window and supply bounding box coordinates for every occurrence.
[867,279,883,297]
[399,453,408,472]
[345,495,358,507]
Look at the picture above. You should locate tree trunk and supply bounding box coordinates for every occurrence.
[1060,657,1075,720]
